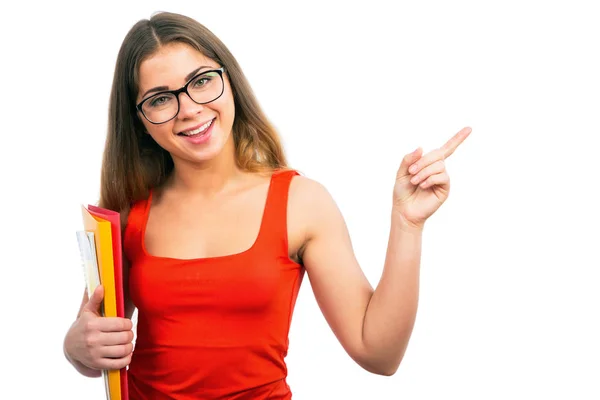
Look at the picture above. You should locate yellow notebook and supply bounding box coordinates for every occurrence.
[81,206,122,400]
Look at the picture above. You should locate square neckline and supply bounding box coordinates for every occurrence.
[139,172,277,263]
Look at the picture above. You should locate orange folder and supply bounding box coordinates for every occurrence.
[81,205,127,400]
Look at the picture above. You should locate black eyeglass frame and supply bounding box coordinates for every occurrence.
[135,67,226,125]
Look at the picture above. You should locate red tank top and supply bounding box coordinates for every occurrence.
[123,169,304,399]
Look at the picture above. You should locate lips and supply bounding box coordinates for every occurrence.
[178,118,215,136]
[177,117,215,145]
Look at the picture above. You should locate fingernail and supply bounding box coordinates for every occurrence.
[409,164,417,174]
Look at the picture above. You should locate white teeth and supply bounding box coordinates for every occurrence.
[181,119,213,136]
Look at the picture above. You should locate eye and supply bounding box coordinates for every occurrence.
[191,71,218,88]
[193,77,210,87]
[148,95,173,108]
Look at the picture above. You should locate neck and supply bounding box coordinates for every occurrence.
[166,136,242,196]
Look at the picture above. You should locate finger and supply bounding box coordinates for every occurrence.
[98,353,133,371]
[100,343,134,359]
[419,172,450,189]
[98,329,135,346]
[83,317,133,340]
[97,317,134,333]
[410,160,445,186]
[397,147,423,176]
[441,127,471,158]
[408,148,445,176]
[83,285,104,315]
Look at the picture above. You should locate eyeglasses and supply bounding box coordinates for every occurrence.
[136,67,226,124]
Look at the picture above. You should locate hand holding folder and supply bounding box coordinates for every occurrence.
[77,205,130,400]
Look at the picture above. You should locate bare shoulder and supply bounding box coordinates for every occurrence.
[288,175,343,245]
[289,175,336,214]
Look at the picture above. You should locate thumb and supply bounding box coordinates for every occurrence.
[83,285,104,315]
[397,147,423,177]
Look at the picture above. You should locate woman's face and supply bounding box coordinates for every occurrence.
[136,42,235,165]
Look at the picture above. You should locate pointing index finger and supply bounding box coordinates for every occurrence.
[441,127,472,158]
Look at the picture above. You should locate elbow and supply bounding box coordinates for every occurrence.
[378,364,400,376]
[355,353,402,377]
[348,336,408,376]
[367,362,401,377]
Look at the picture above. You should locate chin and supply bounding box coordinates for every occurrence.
[181,130,232,164]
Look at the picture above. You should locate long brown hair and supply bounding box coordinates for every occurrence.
[98,12,288,212]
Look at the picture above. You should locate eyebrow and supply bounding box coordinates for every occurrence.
[140,65,215,100]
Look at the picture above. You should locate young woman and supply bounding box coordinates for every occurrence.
[63,11,471,400]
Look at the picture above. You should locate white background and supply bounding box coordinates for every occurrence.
[1,1,599,399]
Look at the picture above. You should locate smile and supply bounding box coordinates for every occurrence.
[179,119,215,136]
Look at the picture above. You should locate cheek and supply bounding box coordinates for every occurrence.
[217,82,235,123]
[217,94,235,126]
[146,122,177,146]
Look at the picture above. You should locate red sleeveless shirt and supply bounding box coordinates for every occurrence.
[123,170,304,399]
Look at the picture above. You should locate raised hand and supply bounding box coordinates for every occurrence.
[393,127,471,228]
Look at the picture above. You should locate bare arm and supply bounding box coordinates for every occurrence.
[294,177,421,376]
[297,129,469,376]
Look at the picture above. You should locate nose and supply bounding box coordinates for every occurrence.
[177,92,203,120]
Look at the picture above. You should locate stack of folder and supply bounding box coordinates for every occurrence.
[77,205,129,400]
